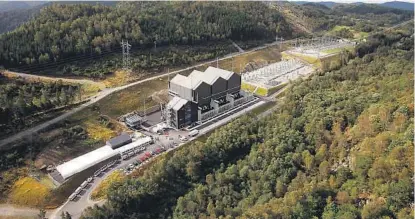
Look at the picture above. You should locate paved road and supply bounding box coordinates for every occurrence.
[231,40,245,53]
[52,86,292,219]
[2,70,105,89]
[0,204,52,218]
[0,40,284,151]
[51,130,188,219]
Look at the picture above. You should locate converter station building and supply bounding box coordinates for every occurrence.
[166,66,253,129]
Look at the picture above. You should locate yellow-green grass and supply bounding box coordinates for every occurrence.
[194,44,284,74]
[282,52,321,68]
[91,170,126,201]
[8,177,52,208]
[241,82,268,96]
[322,46,355,54]
[268,83,288,96]
[0,216,36,219]
[331,25,369,39]
[101,70,131,88]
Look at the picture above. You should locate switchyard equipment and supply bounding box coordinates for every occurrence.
[125,114,145,127]
[242,59,314,89]
[166,66,254,129]
[291,37,355,57]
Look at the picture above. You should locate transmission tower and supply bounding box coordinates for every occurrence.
[121,40,132,71]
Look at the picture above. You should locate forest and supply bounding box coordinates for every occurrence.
[0,2,292,77]
[272,2,412,34]
[80,26,414,219]
[0,74,81,138]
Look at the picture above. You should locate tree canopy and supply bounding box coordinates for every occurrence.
[81,29,414,219]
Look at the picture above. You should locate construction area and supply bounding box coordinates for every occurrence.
[241,59,314,91]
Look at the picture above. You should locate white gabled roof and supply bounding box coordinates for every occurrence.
[170,74,192,89]
[115,136,152,154]
[205,66,234,80]
[167,96,188,111]
[188,70,204,79]
[56,146,118,179]
[168,96,181,108]
[173,98,188,111]
[189,69,220,85]
[170,67,235,89]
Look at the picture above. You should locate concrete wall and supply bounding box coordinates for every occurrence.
[211,77,227,100]
[227,73,241,94]
[194,82,211,105]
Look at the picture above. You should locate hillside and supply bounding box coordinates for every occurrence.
[334,3,413,15]
[0,5,43,34]
[80,26,414,219]
[272,1,413,37]
[381,1,414,11]
[0,2,292,77]
[270,2,338,34]
[0,1,45,12]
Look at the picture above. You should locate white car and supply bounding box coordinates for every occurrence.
[180,136,188,142]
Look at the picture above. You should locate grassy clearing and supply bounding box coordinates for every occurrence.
[241,82,268,96]
[101,70,132,88]
[331,25,369,40]
[84,121,117,142]
[0,216,36,219]
[219,45,283,73]
[282,51,321,67]
[322,46,355,54]
[8,177,51,207]
[91,170,126,201]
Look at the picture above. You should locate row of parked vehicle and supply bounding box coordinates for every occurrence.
[122,146,167,175]
[69,160,121,202]
[69,177,93,201]
[93,160,119,177]
[121,145,147,160]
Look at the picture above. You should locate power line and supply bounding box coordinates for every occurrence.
[10,48,123,73]
[121,40,131,71]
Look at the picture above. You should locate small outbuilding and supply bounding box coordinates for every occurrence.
[106,133,132,149]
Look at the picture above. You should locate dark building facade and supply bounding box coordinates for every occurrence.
[166,67,244,129]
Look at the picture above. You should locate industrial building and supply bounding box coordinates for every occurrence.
[124,114,145,128]
[55,134,153,181]
[166,66,253,129]
[106,132,132,149]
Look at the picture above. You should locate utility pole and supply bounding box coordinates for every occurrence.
[121,40,131,71]
[143,97,147,122]
[216,57,219,68]
[167,68,170,89]
[231,57,234,72]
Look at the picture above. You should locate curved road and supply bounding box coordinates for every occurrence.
[0,40,283,150]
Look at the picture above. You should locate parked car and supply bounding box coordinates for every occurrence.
[69,194,77,201]
[189,130,199,137]
[87,177,93,183]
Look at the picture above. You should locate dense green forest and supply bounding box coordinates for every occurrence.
[81,29,413,218]
[0,74,81,138]
[0,2,291,77]
[0,6,41,34]
[272,2,412,34]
